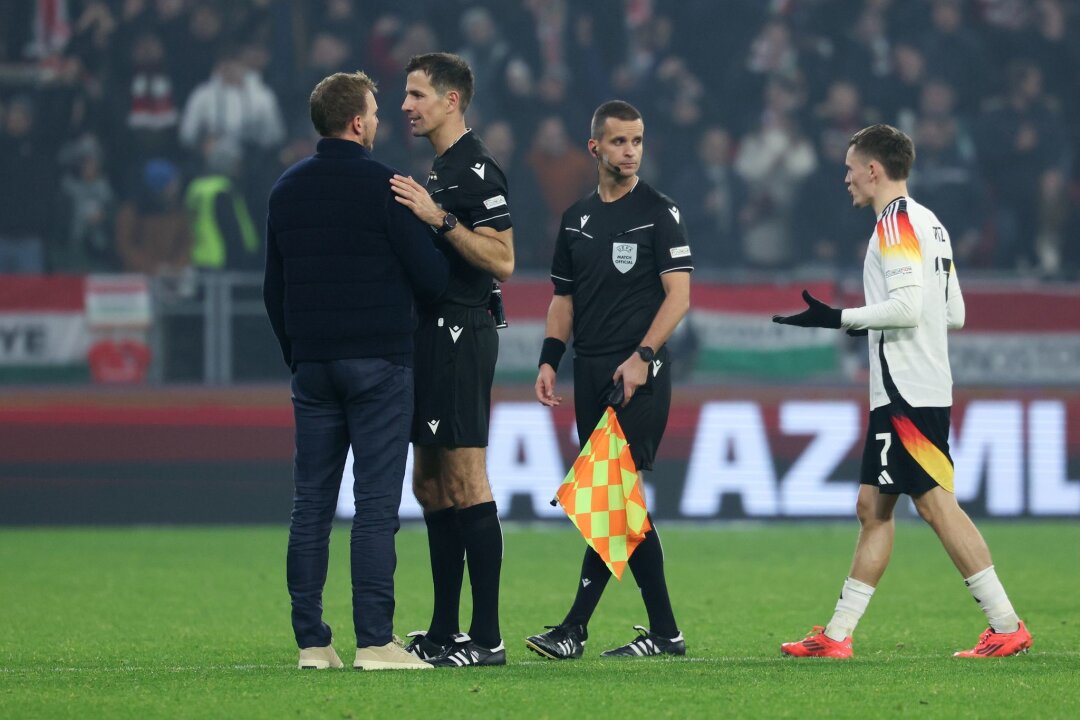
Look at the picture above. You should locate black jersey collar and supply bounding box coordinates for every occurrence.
[597,176,640,203]
[438,128,474,158]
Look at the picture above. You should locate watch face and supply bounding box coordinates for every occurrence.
[443,213,457,230]
[637,346,654,362]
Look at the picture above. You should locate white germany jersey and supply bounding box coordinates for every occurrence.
[864,196,960,409]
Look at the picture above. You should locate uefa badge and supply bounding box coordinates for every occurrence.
[612,243,637,273]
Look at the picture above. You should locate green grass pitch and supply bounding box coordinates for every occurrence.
[1,521,1077,719]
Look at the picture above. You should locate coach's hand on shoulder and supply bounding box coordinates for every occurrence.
[772,289,842,329]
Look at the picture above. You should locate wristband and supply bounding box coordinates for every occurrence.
[538,337,566,369]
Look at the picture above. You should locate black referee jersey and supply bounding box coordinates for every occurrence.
[425,129,513,308]
[550,180,693,356]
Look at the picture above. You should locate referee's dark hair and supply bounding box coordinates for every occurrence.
[848,124,915,180]
[406,52,475,111]
[309,71,377,138]
[590,100,643,140]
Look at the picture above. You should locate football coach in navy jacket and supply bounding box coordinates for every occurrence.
[264,71,448,671]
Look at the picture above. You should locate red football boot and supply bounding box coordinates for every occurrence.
[954,621,1032,657]
[781,625,853,659]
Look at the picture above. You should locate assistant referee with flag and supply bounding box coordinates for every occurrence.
[526,100,693,660]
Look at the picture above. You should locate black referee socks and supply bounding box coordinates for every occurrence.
[458,501,503,649]
[564,546,614,628]
[627,523,679,640]
[423,507,464,645]
[563,522,678,639]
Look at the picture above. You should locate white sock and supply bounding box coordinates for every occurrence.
[964,565,1020,633]
[824,577,875,642]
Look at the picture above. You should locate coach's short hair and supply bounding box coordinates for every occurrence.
[591,100,643,140]
[848,124,915,180]
[406,52,475,112]
[309,71,377,138]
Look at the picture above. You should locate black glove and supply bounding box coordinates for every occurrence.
[772,289,842,329]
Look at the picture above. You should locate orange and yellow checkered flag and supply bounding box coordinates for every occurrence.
[554,407,652,580]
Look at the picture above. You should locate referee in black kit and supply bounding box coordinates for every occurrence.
[389,53,513,668]
[526,100,692,660]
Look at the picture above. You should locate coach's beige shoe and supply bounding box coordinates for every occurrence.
[354,641,434,670]
[298,645,344,669]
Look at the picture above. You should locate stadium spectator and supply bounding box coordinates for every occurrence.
[920,0,991,113]
[729,19,802,133]
[315,0,370,44]
[613,12,676,102]
[1024,0,1074,101]
[184,137,261,272]
[108,30,180,189]
[829,5,892,117]
[881,41,927,135]
[65,1,118,81]
[565,11,616,111]
[115,158,192,279]
[57,133,116,272]
[494,57,543,140]
[171,2,225,102]
[0,96,52,273]
[364,13,407,83]
[177,46,286,163]
[482,119,547,270]
[918,78,973,147]
[911,113,989,267]
[455,7,511,121]
[649,56,708,171]
[527,115,594,240]
[293,31,354,125]
[976,59,1071,276]
[524,0,569,82]
[774,123,1032,660]
[672,125,744,269]
[798,79,875,271]
[264,70,447,671]
[734,76,817,269]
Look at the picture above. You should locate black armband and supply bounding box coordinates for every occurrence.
[538,337,566,369]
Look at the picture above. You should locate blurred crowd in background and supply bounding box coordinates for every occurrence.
[0,0,1077,280]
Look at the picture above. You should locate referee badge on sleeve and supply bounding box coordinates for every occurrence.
[612,243,638,273]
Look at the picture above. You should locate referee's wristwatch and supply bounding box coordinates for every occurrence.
[438,212,458,235]
[635,345,655,362]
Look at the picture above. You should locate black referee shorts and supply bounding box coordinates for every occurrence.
[859,399,955,496]
[412,304,498,448]
[572,346,671,471]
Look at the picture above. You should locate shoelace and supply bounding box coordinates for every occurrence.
[540,625,565,639]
